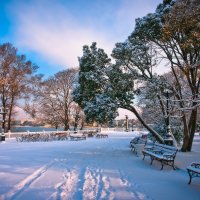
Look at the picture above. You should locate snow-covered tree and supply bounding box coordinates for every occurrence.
[74,42,164,143]
[131,0,200,151]
[38,69,78,130]
[0,43,38,131]
[73,42,119,124]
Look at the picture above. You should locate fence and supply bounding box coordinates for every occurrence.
[4,127,146,139]
[5,129,95,139]
[100,128,125,132]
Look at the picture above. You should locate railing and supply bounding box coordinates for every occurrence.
[5,129,95,139]
[4,127,147,139]
[100,128,125,132]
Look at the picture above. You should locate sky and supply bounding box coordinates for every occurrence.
[0,0,163,77]
[0,0,163,120]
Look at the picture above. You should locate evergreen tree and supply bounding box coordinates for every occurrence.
[73,42,118,124]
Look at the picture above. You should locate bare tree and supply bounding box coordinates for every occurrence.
[37,69,78,130]
[0,43,38,131]
[69,102,85,131]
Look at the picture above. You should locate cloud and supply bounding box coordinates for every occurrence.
[9,0,116,68]
[8,0,162,69]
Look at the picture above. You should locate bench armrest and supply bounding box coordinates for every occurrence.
[163,153,175,159]
[191,162,200,168]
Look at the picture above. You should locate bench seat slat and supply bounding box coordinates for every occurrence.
[187,162,200,184]
[187,166,200,173]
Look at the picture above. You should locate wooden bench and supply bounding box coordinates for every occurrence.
[96,133,108,138]
[70,134,86,141]
[187,162,200,184]
[142,143,178,170]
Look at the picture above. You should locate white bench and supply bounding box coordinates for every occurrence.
[142,143,178,170]
[70,134,86,141]
[96,133,108,138]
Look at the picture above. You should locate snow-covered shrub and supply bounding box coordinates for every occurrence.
[153,119,183,144]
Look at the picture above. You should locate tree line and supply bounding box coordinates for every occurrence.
[0,43,83,132]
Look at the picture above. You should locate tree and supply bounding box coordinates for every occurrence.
[73,42,119,124]
[69,103,85,131]
[38,69,78,130]
[74,42,164,143]
[0,43,38,131]
[74,0,200,150]
[131,0,200,151]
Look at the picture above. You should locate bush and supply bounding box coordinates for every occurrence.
[153,119,183,144]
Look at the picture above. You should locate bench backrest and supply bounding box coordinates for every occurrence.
[153,143,178,155]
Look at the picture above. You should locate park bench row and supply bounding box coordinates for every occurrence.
[130,136,178,170]
[96,133,108,138]
[130,136,200,184]
[70,134,86,141]
[15,131,102,142]
[16,132,69,142]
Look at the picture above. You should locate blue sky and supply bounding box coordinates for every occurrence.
[0,0,163,77]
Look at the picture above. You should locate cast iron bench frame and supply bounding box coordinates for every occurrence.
[187,162,200,184]
[142,143,178,170]
[130,136,147,154]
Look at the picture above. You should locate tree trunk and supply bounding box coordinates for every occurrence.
[157,94,178,147]
[181,114,190,152]
[124,105,164,143]
[7,95,15,132]
[2,111,6,133]
[74,114,79,131]
[181,106,197,152]
[80,120,84,130]
[64,122,69,131]
[187,108,197,151]
[64,116,69,131]
[1,93,6,133]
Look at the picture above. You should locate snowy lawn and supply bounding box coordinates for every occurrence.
[0,132,199,200]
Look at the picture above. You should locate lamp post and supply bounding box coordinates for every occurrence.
[163,89,173,145]
[0,107,7,142]
[125,115,129,132]
[131,119,134,131]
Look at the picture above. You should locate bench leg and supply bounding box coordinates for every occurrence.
[150,157,154,165]
[172,162,176,170]
[160,163,164,170]
[142,154,146,160]
[187,170,192,184]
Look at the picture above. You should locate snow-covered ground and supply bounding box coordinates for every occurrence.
[0,132,199,200]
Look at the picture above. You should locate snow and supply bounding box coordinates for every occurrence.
[0,132,199,200]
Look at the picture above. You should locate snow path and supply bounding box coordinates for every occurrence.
[0,132,199,200]
[1,164,148,200]
[1,160,55,200]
